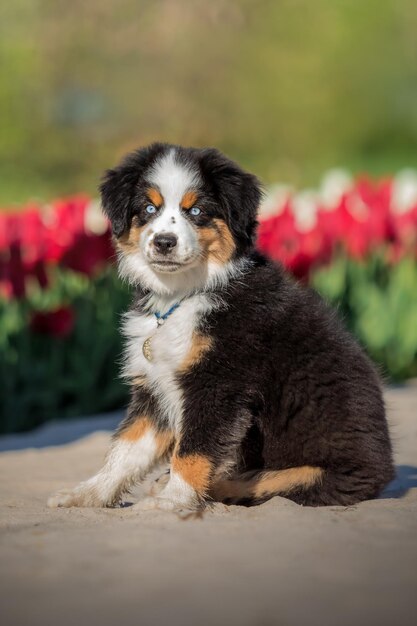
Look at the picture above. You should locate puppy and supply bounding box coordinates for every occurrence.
[48,143,394,512]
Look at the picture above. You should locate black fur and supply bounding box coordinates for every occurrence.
[100,143,167,237]
[103,144,394,507]
[197,147,262,252]
[178,253,394,505]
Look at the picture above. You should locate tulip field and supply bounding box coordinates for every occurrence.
[1,172,417,433]
[258,170,417,388]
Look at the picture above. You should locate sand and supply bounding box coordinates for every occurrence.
[0,386,416,626]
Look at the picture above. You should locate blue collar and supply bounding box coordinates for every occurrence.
[154,302,181,326]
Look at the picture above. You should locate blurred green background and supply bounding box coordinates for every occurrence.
[1,0,417,205]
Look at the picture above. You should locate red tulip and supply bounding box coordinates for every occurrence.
[257,173,417,275]
[17,205,45,267]
[43,195,90,263]
[257,201,331,279]
[60,231,114,276]
[30,307,75,338]
[8,242,26,299]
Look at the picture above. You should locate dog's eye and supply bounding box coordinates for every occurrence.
[146,204,157,214]
[190,207,201,216]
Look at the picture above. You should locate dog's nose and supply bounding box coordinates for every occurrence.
[153,233,178,254]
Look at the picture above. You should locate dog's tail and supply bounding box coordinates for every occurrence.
[210,464,392,507]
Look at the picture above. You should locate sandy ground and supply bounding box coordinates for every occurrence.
[1,387,416,626]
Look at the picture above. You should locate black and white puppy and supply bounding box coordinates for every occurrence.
[48,143,394,511]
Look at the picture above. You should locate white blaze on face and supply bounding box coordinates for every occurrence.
[116,147,244,296]
[142,149,201,265]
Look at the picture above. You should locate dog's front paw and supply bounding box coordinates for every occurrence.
[47,488,80,508]
[47,481,112,508]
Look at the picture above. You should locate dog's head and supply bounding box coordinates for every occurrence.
[100,143,262,294]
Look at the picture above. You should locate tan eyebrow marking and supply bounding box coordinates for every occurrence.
[181,190,198,209]
[147,188,163,207]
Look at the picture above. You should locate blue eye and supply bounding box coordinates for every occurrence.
[190,207,201,216]
[146,204,156,214]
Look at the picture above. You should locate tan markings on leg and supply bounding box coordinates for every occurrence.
[211,466,324,502]
[154,429,175,458]
[171,454,213,495]
[116,216,145,253]
[198,218,236,264]
[118,417,151,442]
[178,332,213,373]
[118,417,174,456]
[181,190,198,209]
[147,187,163,207]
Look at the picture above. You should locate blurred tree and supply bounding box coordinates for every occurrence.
[0,0,416,203]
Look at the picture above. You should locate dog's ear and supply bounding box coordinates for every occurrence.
[100,162,138,238]
[198,148,263,250]
[99,143,166,238]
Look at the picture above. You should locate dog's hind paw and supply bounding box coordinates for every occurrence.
[132,496,176,512]
[147,470,170,497]
[132,495,200,515]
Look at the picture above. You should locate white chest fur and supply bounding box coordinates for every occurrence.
[121,294,212,430]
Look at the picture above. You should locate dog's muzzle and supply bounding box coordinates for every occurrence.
[152,233,178,255]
